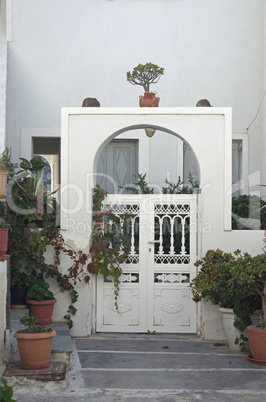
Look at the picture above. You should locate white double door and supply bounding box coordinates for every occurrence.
[96,194,198,333]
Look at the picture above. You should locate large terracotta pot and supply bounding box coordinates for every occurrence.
[27,298,56,325]
[14,329,56,369]
[247,325,266,363]
[0,170,8,199]
[0,228,9,262]
[139,92,160,107]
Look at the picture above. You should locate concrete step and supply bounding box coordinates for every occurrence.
[75,335,266,394]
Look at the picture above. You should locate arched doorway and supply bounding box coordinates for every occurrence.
[61,107,232,337]
[94,126,200,333]
[95,126,200,194]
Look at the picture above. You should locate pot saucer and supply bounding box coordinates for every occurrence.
[247,354,266,366]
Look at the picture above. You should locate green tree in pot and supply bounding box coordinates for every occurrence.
[190,249,260,350]
[13,313,56,370]
[127,62,164,107]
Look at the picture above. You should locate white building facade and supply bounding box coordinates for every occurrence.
[0,0,266,340]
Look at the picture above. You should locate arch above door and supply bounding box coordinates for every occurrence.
[61,107,232,237]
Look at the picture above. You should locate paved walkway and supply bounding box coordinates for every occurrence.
[74,333,266,401]
[4,332,266,401]
[3,312,266,401]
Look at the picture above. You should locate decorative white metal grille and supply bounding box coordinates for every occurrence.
[102,203,140,264]
[154,203,191,265]
[120,273,139,283]
[102,204,139,215]
[155,273,190,283]
[154,204,190,215]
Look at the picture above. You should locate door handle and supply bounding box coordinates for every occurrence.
[148,240,160,252]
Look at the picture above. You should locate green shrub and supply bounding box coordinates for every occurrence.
[232,195,266,229]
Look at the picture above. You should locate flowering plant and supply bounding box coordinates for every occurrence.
[52,185,129,320]
[5,177,128,327]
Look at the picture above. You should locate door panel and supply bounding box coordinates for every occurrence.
[96,140,138,193]
[96,194,198,333]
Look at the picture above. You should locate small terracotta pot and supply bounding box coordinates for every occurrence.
[247,325,266,362]
[14,329,56,369]
[139,92,160,107]
[27,298,56,325]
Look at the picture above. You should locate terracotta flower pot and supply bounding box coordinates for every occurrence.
[0,228,9,262]
[139,92,160,107]
[27,298,56,325]
[247,325,266,363]
[14,329,56,369]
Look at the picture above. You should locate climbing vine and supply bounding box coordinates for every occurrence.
[5,156,129,328]
[52,185,129,322]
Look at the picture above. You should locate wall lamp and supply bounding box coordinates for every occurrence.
[145,127,156,138]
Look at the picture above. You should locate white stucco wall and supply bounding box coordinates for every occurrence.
[5,0,266,192]
[0,39,7,152]
[263,1,266,188]
[59,107,264,338]
[3,0,266,339]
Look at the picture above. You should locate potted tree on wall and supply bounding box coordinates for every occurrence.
[126,62,164,107]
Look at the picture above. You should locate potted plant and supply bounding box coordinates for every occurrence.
[126,62,164,107]
[26,277,56,325]
[4,156,59,309]
[0,219,11,262]
[190,249,260,349]
[13,313,56,369]
[232,245,266,363]
[9,155,59,228]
